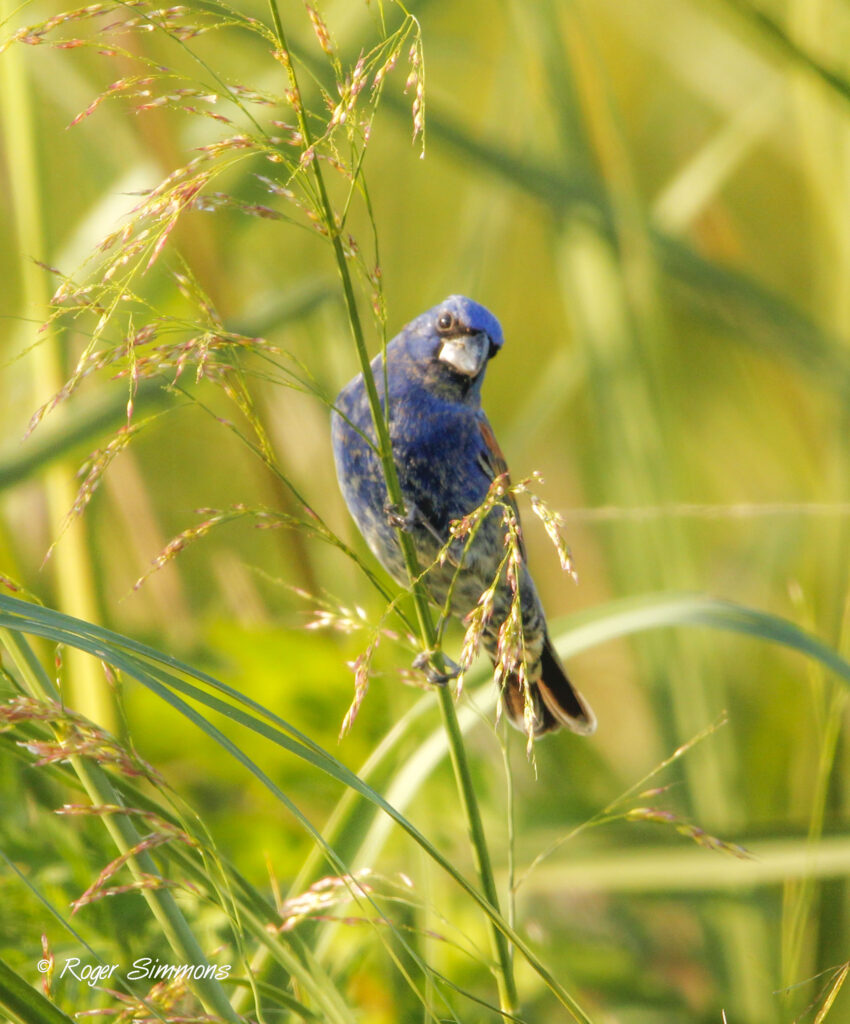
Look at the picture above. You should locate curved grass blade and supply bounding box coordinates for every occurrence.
[307,587,850,905]
[550,591,850,685]
[304,589,850,948]
[5,589,849,1017]
[0,629,242,1023]
[0,958,75,1024]
[0,594,592,1021]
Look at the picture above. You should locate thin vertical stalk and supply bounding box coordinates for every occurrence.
[265,6,517,1013]
[0,5,113,729]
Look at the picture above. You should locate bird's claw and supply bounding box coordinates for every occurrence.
[384,500,416,532]
[413,650,461,687]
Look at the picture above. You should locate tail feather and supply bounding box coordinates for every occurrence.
[502,633,596,737]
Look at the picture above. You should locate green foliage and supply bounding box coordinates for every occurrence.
[1,0,850,1022]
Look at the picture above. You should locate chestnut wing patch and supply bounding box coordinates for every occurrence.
[476,416,527,562]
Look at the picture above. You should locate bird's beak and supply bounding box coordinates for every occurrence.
[438,331,490,378]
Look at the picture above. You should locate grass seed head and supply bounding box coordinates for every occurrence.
[305,3,333,56]
[279,869,373,931]
[339,637,378,738]
[626,806,752,859]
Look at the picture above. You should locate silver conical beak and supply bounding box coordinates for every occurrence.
[438,331,489,378]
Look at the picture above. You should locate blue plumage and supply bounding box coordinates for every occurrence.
[332,295,595,737]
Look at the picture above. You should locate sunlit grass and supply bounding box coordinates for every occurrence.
[1,0,850,1021]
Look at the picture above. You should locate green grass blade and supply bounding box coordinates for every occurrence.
[0,594,593,1020]
[0,959,75,1024]
[712,0,850,109]
[6,588,850,1014]
[550,591,850,685]
[521,834,850,895]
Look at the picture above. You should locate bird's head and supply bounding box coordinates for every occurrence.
[398,295,504,400]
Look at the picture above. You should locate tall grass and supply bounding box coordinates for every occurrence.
[1,0,850,1022]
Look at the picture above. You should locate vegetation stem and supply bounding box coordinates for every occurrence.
[265,4,518,1013]
[0,5,112,729]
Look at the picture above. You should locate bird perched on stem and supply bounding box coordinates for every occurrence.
[331,295,595,738]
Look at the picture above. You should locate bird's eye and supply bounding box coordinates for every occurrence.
[436,312,456,333]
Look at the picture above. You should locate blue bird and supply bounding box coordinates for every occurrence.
[331,295,595,737]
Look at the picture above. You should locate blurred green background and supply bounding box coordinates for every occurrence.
[3,0,850,1021]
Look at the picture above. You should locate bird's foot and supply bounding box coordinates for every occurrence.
[413,650,462,687]
[384,500,416,532]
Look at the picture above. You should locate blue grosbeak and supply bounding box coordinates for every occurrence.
[332,295,595,737]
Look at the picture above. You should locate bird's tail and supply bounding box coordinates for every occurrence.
[501,632,596,737]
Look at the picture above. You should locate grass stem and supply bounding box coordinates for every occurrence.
[0,2,112,729]
[265,4,518,1013]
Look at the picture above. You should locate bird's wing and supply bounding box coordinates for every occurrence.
[475,416,510,482]
[475,414,527,562]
